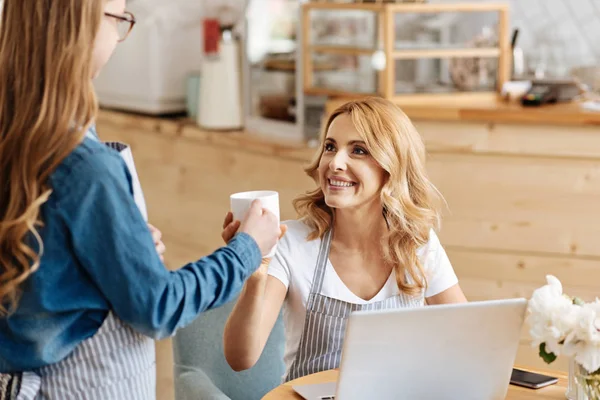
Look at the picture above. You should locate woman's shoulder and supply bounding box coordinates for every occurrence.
[53,137,125,179]
[62,137,124,174]
[48,138,129,200]
[278,219,319,254]
[282,219,313,238]
[417,228,443,257]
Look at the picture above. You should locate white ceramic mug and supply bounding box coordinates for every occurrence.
[230,190,280,258]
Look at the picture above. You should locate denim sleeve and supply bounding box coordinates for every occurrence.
[58,151,262,339]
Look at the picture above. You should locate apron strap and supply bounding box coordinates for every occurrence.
[0,372,39,400]
[15,373,39,400]
[104,141,129,152]
[103,141,149,222]
[0,372,16,400]
[306,229,333,311]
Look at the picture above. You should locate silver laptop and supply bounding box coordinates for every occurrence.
[293,298,527,400]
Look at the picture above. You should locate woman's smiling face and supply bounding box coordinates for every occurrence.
[318,114,387,211]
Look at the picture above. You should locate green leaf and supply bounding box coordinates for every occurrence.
[539,343,557,364]
[573,297,586,306]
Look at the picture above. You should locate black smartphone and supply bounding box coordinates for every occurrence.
[510,368,558,389]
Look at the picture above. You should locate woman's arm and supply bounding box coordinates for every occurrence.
[426,283,467,305]
[62,152,277,339]
[223,269,287,371]
[221,213,288,371]
[423,231,467,305]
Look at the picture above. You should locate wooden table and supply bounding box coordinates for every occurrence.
[262,369,569,399]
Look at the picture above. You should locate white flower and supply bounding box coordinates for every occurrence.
[564,301,600,373]
[526,275,576,356]
[527,276,600,372]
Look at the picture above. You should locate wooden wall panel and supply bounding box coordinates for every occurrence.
[417,121,600,160]
[447,250,600,296]
[429,153,600,257]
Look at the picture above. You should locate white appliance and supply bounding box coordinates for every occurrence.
[197,2,247,130]
[94,1,203,115]
[293,298,527,400]
[197,29,243,130]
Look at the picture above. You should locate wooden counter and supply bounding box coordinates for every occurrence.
[325,96,600,126]
[96,109,314,162]
[97,102,600,377]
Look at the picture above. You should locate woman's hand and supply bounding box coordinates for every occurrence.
[148,223,166,262]
[221,211,287,278]
[251,257,272,279]
[222,211,241,244]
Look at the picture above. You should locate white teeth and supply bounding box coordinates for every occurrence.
[329,179,354,187]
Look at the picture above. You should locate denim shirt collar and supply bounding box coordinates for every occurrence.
[85,125,99,142]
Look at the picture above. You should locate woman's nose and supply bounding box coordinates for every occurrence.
[329,151,348,172]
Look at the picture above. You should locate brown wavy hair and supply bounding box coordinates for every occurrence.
[293,97,445,296]
[0,0,103,316]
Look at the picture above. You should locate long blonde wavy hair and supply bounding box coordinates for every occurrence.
[0,0,103,316]
[294,97,444,296]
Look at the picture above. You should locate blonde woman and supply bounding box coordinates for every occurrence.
[222,97,467,382]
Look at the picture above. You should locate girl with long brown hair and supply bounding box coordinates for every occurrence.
[0,0,281,398]
[222,97,467,382]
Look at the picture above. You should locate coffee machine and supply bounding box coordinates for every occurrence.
[196,5,245,130]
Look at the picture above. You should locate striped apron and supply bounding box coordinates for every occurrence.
[14,313,156,400]
[284,229,424,382]
[1,141,156,399]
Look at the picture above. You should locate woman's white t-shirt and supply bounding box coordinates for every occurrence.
[268,219,459,378]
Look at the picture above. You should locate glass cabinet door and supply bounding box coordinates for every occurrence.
[299,2,509,102]
[244,0,302,140]
[303,7,380,97]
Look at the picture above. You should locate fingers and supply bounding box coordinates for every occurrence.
[258,258,272,270]
[148,224,162,243]
[221,220,241,243]
[279,224,288,240]
[223,211,233,229]
[248,199,263,216]
[259,225,287,264]
[151,229,162,244]
[148,223,167,262]
[261,208,278,222]
[155,238,166,263]
[222,212,240,244]
[155,240,166,256]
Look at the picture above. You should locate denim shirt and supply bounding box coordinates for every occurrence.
[0,128,262,372]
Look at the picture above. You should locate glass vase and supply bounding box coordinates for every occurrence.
[567,359,600,400]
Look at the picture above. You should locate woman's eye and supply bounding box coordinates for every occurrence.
[353,147,368,155]
[324,143,336,152]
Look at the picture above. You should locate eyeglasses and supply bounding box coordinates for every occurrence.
[104,11,136,42]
